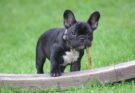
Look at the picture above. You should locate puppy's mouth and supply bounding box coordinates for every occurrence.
[78,45,85,49]
[79,41,92,49]
[76,43,91,50]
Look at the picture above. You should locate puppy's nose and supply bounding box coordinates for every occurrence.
[80,38,85,43]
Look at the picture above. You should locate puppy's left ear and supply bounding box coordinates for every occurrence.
[87,11,100,30]
[63,10,76,29]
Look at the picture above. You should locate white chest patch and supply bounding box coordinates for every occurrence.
[62,49,79,66]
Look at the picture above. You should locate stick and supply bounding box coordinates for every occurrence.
[86,47,91,69]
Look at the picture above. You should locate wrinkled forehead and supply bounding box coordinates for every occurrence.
[75,22,91,31]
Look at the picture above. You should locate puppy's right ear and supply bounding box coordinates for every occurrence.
[63,10,76,29]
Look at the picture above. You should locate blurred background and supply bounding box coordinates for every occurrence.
[0,0,135,74]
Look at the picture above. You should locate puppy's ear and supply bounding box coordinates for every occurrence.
[63,10,76,29]
[87,11,100,30]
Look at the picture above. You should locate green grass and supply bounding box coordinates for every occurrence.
[0,0,135,92]
[0,81,135,93]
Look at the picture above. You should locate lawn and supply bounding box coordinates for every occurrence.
[0,0,135,92]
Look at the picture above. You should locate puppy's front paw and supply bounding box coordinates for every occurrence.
[50,72,61,77]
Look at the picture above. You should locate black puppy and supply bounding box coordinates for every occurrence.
[36,10,100,77]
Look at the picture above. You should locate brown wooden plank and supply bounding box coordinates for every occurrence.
[0,60,135,89]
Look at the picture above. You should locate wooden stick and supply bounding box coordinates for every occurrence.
[86,47,91,69]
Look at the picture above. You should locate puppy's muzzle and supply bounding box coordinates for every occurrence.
[79,38,85,43]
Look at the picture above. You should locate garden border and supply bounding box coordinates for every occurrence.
[0,60,135,89]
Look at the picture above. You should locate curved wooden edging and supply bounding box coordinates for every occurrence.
[0,60,135,89]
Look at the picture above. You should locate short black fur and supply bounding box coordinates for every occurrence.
[36,9,100,77]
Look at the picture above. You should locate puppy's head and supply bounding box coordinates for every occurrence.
[63,10,100,50]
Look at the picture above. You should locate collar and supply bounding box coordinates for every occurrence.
[63,29,68,40]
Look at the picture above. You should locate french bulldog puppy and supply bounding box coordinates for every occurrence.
[36,10,100,77]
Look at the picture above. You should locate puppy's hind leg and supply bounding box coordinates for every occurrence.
[36,55,46,74]
[36,42,46,74]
